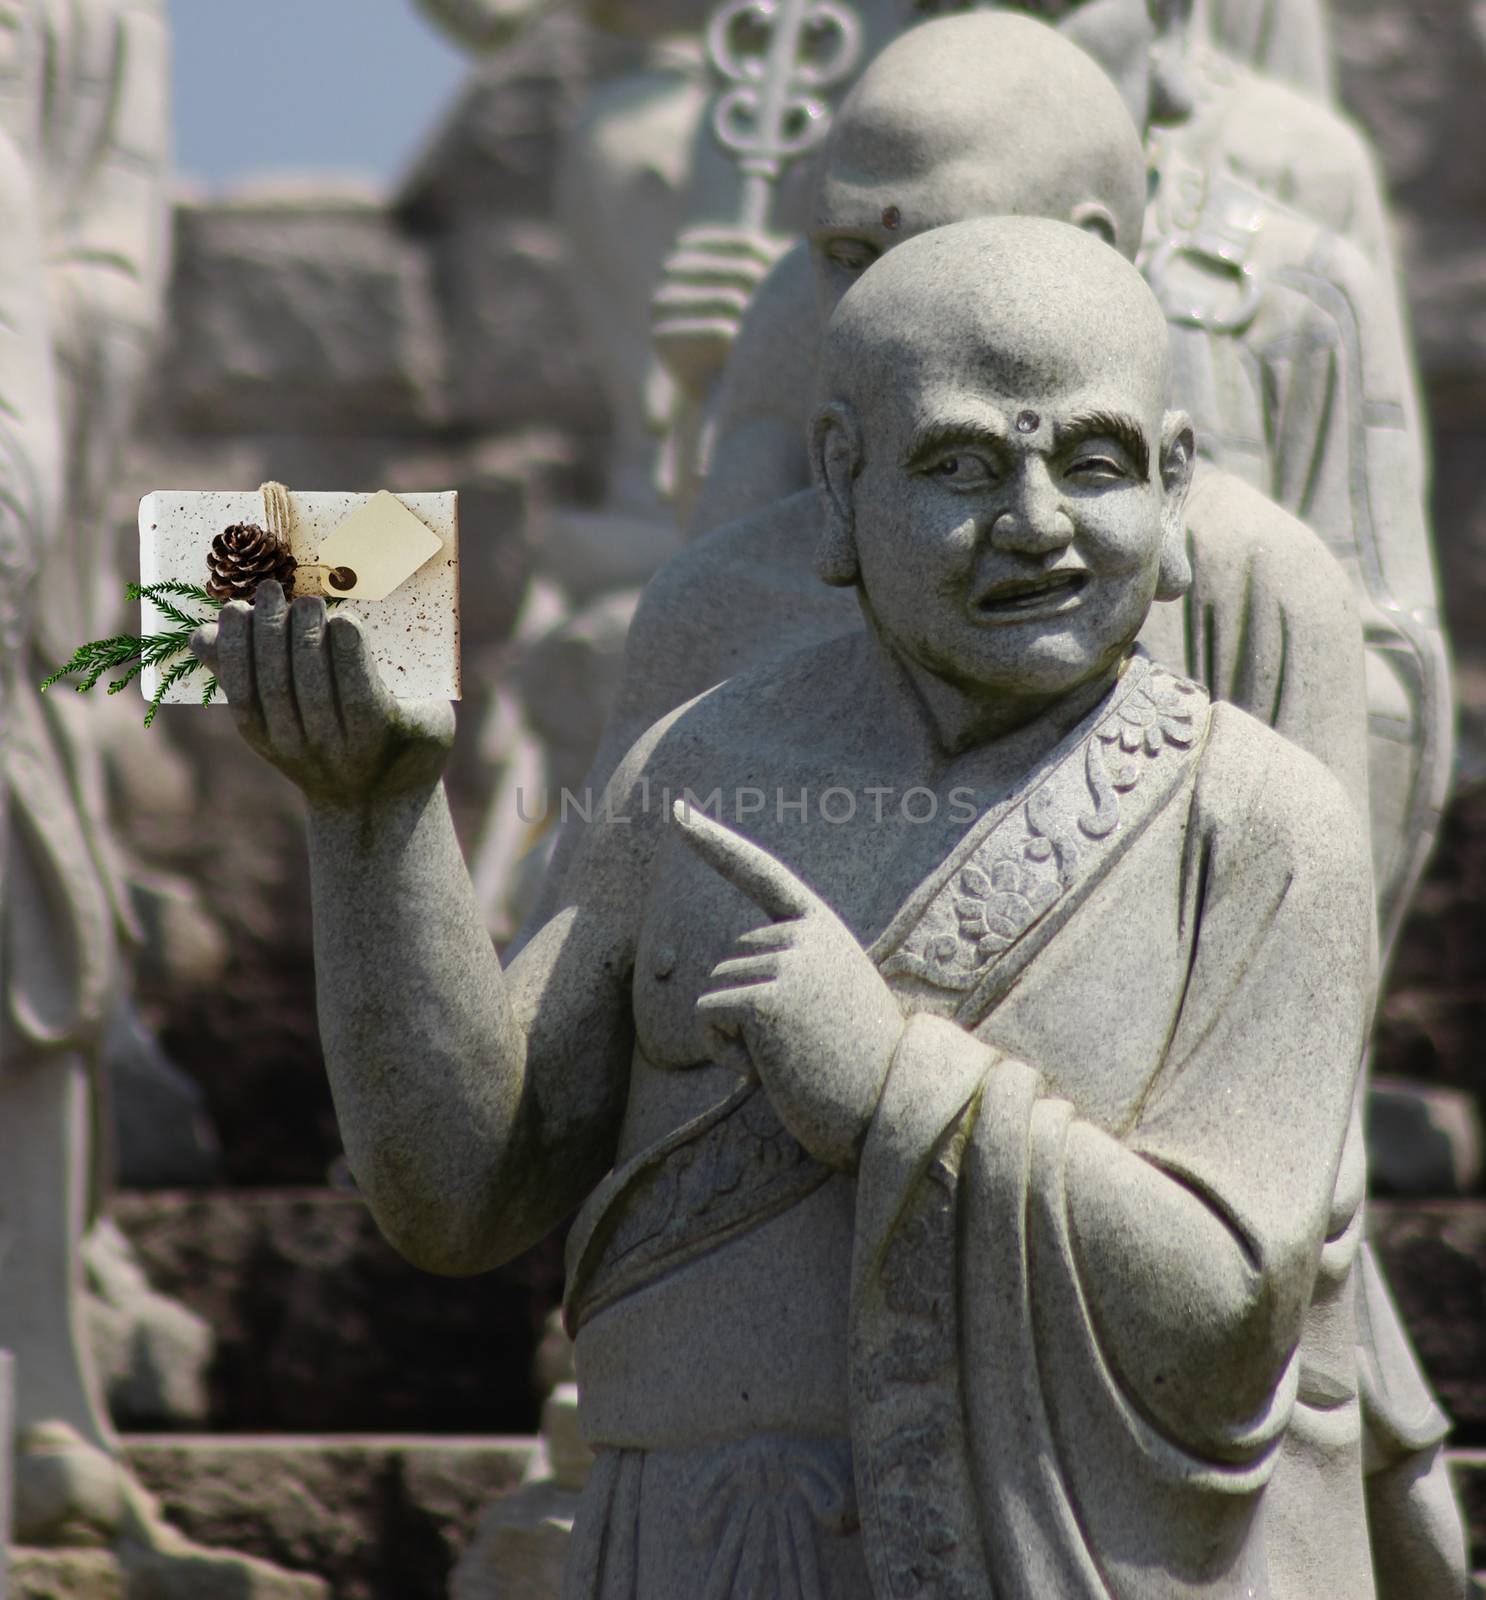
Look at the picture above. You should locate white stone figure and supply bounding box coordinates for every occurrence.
[907,0,1336,96]
[686,6,1444,959]
[416,0,906,932]
[194,215,1466,1599]
[1203,0,1334,99]
[0,9,321,1591]
[523,17,1463,1589]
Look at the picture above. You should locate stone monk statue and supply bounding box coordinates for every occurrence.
[684,9,1445,960]
[194,216,1460,1597]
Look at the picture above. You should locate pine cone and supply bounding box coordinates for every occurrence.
[205,523,298,603]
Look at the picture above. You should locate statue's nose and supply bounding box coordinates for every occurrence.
[986,462,1075,555]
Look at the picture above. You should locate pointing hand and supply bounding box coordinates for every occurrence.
[674,802,903,1170]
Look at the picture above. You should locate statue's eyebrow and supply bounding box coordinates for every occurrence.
[1057,411,1151,480]
[901,417,1008,472]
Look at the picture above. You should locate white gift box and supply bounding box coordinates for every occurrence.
[137,489,461,703]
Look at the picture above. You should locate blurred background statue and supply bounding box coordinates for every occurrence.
[0,3,322,1592]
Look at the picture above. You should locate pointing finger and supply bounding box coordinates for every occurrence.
[707,953,780,991]
[672,803,820,923]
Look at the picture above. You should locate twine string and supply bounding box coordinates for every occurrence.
[260,480,294,548]
[258,481,357,592]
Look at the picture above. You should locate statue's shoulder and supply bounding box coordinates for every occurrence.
[649,626,866,770]
[1198,698,1370,880]
[632,490,824,652]
[1205,52,1379,219]
[1186,464,1354,605]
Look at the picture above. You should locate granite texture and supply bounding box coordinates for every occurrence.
[687,6,1445,956]
[199,216,1457,1595]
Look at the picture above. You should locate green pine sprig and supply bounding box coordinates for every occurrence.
[40,580,224,728]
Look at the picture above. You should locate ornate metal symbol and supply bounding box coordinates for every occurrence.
[705,0,864,230]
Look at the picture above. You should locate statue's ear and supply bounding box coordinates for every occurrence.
[810,400,864,587]
[1155,410,1195,602]
[1070,200,1119,252]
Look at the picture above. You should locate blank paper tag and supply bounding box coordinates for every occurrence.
[318,490,445,601]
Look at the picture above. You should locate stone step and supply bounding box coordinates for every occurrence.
[121,1434,537,1600]
[111,1189,566,1436]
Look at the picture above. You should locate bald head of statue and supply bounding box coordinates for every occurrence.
[893,0,1195,129]
[810,12,1150,323]
[810,217,1194,717]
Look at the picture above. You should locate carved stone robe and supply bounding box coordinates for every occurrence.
[0,0,171,1066]
[561,659,1382,1599]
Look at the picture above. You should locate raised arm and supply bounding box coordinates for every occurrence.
[195,587,640,1272]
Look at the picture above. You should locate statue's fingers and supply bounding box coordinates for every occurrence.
[734,923,798,953]
[671,227,780,262]
[657,253,764,289]
[288,597,340,747]
[251,581,303,752]
[673,803,819,922]
[189,621,219,675]
[325,610,390,746]
[708,953,780,991]
[651,282,752,322]
[695,991,760,1080]
[212,601,265,740]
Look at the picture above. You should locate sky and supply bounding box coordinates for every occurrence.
[169,1,473,192]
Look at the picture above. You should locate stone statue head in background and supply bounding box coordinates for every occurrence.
[811,214,1193,729]
[895,0,1199,124]
[808,13,1148,327]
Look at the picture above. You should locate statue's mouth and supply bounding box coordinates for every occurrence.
[972,570,1089,620]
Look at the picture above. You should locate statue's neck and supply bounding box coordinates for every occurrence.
[857,613,1127,775]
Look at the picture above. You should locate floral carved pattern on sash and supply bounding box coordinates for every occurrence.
[881,661,1207,1001]
[568,1088,830,1332]
[856,1120,986,1598]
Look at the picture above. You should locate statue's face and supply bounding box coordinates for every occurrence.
[844,342,1177,707]
[813,0,1157,320]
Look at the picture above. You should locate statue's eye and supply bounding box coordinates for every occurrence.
[1067,452,1127,482]
[825,238,879,274]
[928,453,994,486]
